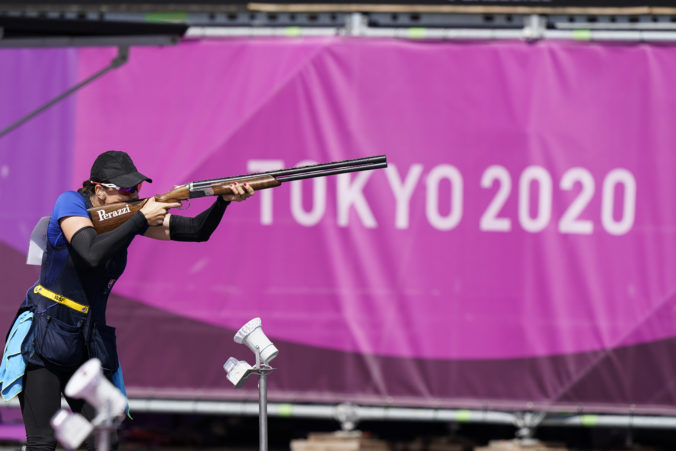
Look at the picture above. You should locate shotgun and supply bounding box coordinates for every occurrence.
[87,155,388,233]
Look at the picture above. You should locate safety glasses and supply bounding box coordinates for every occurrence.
[92,181,142,194]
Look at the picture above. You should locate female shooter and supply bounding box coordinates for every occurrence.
[0,150,253,450]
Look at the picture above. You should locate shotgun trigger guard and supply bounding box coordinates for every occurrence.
[179,199,190,210]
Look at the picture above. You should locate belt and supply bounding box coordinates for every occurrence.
[34,285,89,314]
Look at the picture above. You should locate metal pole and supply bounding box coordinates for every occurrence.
[184,22,676,43]
[0,46,128,139]
[96,425,110,451]
[95,400,112,451]
[259,371,268,451]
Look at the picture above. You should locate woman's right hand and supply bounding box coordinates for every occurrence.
[140,197,182,226]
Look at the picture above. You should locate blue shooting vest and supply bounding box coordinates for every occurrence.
[21,191,128,374]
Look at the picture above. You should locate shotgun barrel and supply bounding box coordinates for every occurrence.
[189,155,387,190]
[88,154,387,233]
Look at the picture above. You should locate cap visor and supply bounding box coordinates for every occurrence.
[109,172,152,188]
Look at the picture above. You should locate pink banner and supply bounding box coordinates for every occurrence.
[74,39,676,360]
[3,39,676,411]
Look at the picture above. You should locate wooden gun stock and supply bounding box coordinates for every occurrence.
[87,154,387,234]
[88,175,281,233]
[88,199,148,234]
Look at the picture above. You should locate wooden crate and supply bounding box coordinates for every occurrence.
[291,431,389,451]
[392,436,467,451]
[475,439,568,451]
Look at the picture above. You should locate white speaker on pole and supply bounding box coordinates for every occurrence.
[228,317,278,451]
[233,317,278,365]
[64,358,127,423]
[51,408,94,450]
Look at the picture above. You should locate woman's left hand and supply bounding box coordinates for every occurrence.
[221,182,255,202]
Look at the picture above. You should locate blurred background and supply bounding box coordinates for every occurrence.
[2,0,676,449]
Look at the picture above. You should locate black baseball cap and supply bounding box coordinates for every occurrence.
[90,150,152,188]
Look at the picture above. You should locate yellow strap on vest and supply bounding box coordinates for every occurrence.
[34,285,89,314]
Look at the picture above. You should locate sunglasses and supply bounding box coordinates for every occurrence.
[92,181,142,194]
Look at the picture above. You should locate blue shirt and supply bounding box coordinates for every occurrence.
[47,191,89,248]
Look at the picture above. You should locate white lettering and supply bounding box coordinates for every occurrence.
[519,166,552,233]
[384,163,423,229]
[426,165,463,231]
[558,167,594,234]
[97,205,131,221]
[239,160,636,236]
[601,169,636,236]
[480,165,512,232]
[337,172,377,228]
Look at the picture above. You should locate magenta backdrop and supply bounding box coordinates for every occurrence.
[3,38,676,411]
[74,39,676,359]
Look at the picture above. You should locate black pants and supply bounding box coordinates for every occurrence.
[19,364,119,451]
